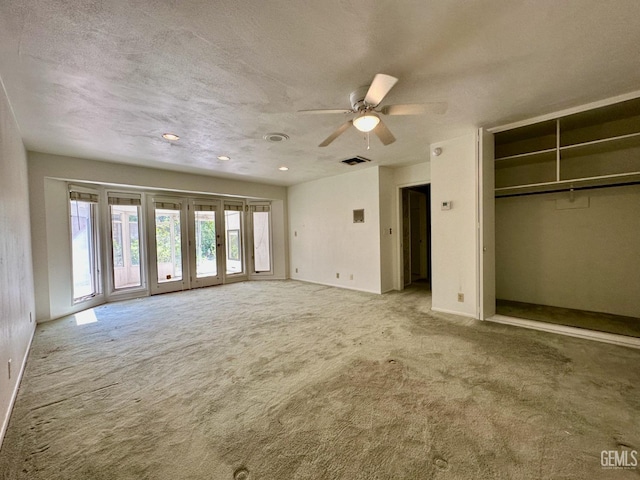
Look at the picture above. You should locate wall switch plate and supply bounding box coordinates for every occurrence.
[458,293,464,302]
[295,268,298,273]
[336,273,340,279]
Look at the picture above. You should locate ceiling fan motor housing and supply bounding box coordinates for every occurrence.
[350,85,371,111]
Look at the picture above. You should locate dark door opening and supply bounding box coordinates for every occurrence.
[401,184,431,289]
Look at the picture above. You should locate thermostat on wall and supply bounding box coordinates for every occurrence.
[441,201,452,210]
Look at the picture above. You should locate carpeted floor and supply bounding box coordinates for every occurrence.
[496,299,640,338]
[1,280,639,479]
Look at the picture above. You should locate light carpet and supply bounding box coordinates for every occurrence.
[1,280,638,479]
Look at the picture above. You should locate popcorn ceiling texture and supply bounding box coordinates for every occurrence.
[1,1,640,185]
[1,280,638,479]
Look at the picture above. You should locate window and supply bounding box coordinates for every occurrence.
[109,194,142,290]
[224,204,244,274]
[250,205,272,273]
[70,190,100,302]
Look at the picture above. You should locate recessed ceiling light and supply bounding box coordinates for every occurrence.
[162,133,180,141]
[264,133,290,143]
[217,155,231,161]
[278,166,289,171]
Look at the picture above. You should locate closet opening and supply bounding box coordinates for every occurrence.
[492,96,640,339]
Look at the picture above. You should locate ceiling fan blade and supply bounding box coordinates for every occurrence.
[381,102,448,116]
[319,120,353,147]
[364,74,398,107]
[373,120,396,146]
[298,109,353,115]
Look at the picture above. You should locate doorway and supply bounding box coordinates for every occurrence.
[148,196,225,294]
[401,184,432,289]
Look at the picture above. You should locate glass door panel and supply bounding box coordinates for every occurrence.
[155,208,183,282]
[195,210,217,278]
[190,200,223,288]
[149,198,188,295]
[225,208,244,275]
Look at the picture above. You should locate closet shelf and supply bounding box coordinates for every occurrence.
[494,96,640,195]
[560,132,640,159]
[495,148,557,162]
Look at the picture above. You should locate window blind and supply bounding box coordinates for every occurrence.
[224,202,244,211]
[250,204,270,212]
[154,201,181,210]
[194,203,217,211]
[108,193,141,206]
[69,191,99,203]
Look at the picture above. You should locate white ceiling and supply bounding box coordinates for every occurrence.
[1,0,640,186]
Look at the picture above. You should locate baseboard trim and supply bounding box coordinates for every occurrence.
[0,324,36,450]
[431,307,477,319]
[291,278,380,295]
[489,314,640,350]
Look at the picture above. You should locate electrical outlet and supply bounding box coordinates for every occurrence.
[350,274,353,280]
[7,359,11,380]
[295,268,298,273]
[336,273,340,279]
[30,312,33,323]
[458,293,464,302]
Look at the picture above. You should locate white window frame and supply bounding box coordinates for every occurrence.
[106,191,147,296]
[69,185,102,304]
[248,202,274,276]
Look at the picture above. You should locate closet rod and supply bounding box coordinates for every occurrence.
[496,180,640,199]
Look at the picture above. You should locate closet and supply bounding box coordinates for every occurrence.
[493,96,640,337]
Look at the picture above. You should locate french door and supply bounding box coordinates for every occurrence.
[149,196,224,294]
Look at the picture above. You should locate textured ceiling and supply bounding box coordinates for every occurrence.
[1,0,640,186]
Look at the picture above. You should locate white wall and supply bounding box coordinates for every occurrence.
[29,152,288,321]
[430,133,479,317]
[394,162,430,187]
[378,167,395,293]
[496,185,640,317]
[288,167,382,293]
[0,81,36,447]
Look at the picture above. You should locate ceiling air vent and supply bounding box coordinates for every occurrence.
[263,133,289,142]
[341,156,371,166]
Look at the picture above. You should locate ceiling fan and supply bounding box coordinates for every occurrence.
[299,73,447,147]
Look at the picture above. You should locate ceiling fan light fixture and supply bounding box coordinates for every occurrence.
[353,112,380,132]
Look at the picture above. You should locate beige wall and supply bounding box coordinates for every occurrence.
[378,167,395,293]
[0,81,36,446]
[430,133,479,318]
[288,167,383,293]
[29,152,288,321]
[496,184,640,317]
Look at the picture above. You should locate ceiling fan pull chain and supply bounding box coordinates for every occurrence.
[366,131,370,150]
